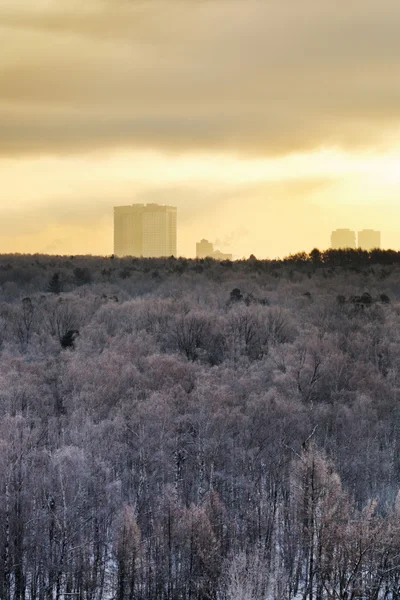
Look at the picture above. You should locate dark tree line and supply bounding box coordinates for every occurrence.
[1,252,400,599]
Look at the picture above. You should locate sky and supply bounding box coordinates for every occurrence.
[1,0,400,258]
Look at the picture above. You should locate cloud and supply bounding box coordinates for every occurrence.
[1,0,400,157]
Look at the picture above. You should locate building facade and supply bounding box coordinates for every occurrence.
[114,204,177,257]
[331,229,356,250]
[113,205,143,257]
[358,229,381,250]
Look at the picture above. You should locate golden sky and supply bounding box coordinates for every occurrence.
[1,0,400,257]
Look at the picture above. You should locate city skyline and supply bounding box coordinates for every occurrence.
[113,206,386,259]
[1,1,400,257]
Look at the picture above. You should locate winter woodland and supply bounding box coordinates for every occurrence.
[1,249,400,600]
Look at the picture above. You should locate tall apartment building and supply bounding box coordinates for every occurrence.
[114,204,177,257]
[358,229,381,250]
[113,205,143,257]
[331,229,356,250]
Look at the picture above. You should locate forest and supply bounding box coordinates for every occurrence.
[2,249,400,600]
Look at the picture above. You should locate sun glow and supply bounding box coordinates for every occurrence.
[1,144,400,257]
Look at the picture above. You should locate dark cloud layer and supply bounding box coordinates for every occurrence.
[1,0,400,157]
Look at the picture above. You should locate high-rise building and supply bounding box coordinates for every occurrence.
[142,204,177,258]
[331,229,356,250]
[114,205,144,257]
[358,229,381,250]
[114,204,177,257]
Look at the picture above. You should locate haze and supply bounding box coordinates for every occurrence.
[2,0,400,257]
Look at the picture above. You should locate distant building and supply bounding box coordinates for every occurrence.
[141,204,177,258]
[114,205,144,257]
[196,239,232,260]
[114,204,177,257]
[331,229,356,250]
[196,239,215,258]
[358,229,381,251]
[211,249,233,260]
